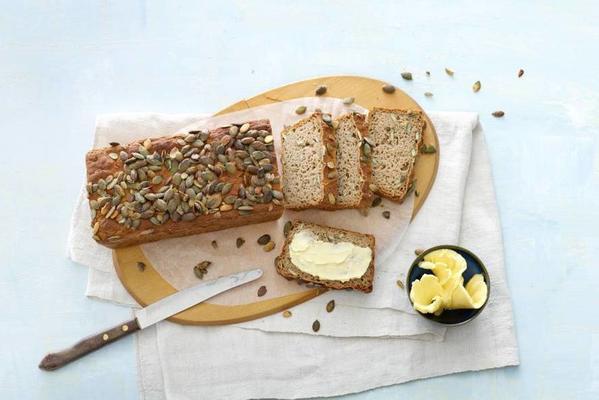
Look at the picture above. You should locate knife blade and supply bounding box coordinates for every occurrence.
[39,268,263,371]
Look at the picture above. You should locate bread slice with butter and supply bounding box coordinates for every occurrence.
[368,108,425,202]
[275,220,375,293]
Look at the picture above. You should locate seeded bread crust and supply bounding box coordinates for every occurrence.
[281,112,338,210]
[274,220,375,293]
[368,108,425,203]
[86,119,284,248]
[333,112,374,209]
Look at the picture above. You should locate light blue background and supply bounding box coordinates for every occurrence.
[1,1,598,399]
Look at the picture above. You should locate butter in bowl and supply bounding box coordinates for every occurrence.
[406,245,490,325]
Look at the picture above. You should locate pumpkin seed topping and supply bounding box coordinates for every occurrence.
[315,85,327,96]
[257,234,271,245]
[382,83,396,94]
[326,300,335,313]
[312,320,320,332]
[295,105,307,115]
[257,285,267,297]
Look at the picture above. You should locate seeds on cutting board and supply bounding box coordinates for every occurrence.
[283,221,293,237]
[472,81,481,93]
[257,234,271,245]
[211,240,218,249]
[136,261,146,272]
[282,310,292,318]
[396,279,405,290]
[312,320,321,332]
[492,110,505,118]
[326,300,335,313]
[415,248,424,255]
[295,105,307,115]
[342,97,355,105]
[315,85,327,95]
[401,72,413,81]
[371,196,382,208]
[193,260,211,279]
[425,71,431,77]
[445,67,454,76]
[518,69,524,78]
[424,92,433,97]
[257,285,267,297]
[236,237,245,248]
[263,241,276,252]
[382,83,396,94]
[382,210,391,219]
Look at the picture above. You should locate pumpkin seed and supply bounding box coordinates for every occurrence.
[236,237,245,248]
[283,221,293,237]
[424,92,433,97]
[263,241,275,252]
[382,210,391,219]
[326,161,335,169]
[425,71,431,76]
[193,260,211,279]
[257,234,271,245]
[415,248,424,256]
[472,81,481,93]
[295,105,307,115]
[382,83,395,94]
[312,320,320,332]
[326,300,335,313]
[322,113,332,123]
[282,310,292,318]
[342,97,354,105]
[328,193,336,204]
[492,111,505,118]
[518,69,524,78]
[371,196,382,207]
[109,152,119,160]
[257,285,267,297]
[315,85,327,95]
[136,262,146,272]
[396,279,405,290]
[211,240,218,249]
[401,72,413,80]
[240,123,251,134]
[445,67,454,76]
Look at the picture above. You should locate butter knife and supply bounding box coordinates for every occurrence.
[39,268,263,371]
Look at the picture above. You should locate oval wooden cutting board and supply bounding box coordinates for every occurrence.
[113,75,439,325]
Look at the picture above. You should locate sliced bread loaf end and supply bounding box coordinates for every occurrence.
[333,113,373,209]
[275,220,375,293]
[368,108,425,202]
[281,113,338,210]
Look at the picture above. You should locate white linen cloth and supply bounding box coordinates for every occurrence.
[68,107,519,399]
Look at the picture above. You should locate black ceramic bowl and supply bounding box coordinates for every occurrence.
[406,245,491,325]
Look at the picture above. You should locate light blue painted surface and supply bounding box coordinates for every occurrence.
[1,1,598,399]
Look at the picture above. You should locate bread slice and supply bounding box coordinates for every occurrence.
[275,220,375,293]
[368,108,425,202]
[333,112,373,208]
[281,113,338,210]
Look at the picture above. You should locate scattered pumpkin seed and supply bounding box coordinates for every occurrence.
[396,279,405,290]
[315,85,327,95]
[236,237,245,248]
[424,92,433,97]
[257,234,271,245]
[295,105,307,115]
[263,241,276,252]
[193,260,211,279]
[518,69,524,78]
[445,68,454,76]
[382,210,391,219]
[415,248,424,256]
[342,97,355,105]
[312,320,320,332]
[282,310,292,318]
[472,81,481,93]
[326,300,335,313]
[425,71,431,77]
[401,72,413,81]
[371,196,382,207]
[492,111,505,118]
[136,262,146,272]
[382,83,396,94]
[257,285,267,297]
[211,240,218,249]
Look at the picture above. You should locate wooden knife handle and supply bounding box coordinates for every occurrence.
[38,319,140,371]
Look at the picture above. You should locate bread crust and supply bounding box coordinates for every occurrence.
[368,108,425,203]
[86,119,283,248]
[281,112,338,210]
[274,220,375,293]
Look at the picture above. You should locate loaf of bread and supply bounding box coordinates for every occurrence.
[86,119,284,248]
[275,220,375,293]
[333,112,373,208]
[281,112,338,209]
[368,108,425,202]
